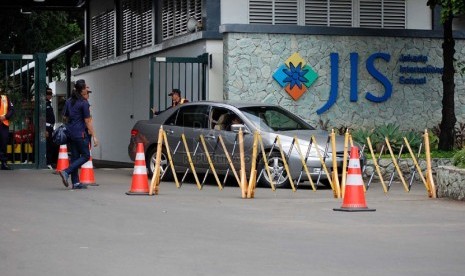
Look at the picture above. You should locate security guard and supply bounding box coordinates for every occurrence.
[168,88,188,107]
[152,88,189,115]
[46,87,57,168]
[0,92,15,170]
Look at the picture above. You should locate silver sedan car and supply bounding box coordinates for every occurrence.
[128,101,352,188]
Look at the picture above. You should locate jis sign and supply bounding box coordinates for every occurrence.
[273,52,443,115]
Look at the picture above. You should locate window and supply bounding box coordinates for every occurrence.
[304,0,326,26]
[249,0,406,29]
[162,0,202,41]
[305,0,352,27]
[360,0,406,28]
[210,107,243,131]
[211,107,230,130]
[240,106,314,131]
[165,110,179,125]
[91,10,115,61]
[249,0,298,25]
[175,105,209,128]
[121,0,153,53]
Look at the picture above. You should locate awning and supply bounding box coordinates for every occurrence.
[11,39,83,76]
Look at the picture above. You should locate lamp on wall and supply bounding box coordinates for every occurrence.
[186,17,202,33]
[34,0,46,2]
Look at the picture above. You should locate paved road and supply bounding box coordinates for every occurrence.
[1,168,464,276]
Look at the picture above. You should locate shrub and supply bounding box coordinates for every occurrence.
[453,148,465,169]
[403,130,422,151]
[373,123,402,151]
[349,126,443,155]
[351,128,373,147]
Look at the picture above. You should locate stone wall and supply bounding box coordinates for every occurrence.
[363,158,452,181]
[364,158,465,201]
[223,33,465,132]
[436,166,465,201]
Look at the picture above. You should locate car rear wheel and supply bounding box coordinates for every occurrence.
[146,147,173,180]
[258,152,290,189]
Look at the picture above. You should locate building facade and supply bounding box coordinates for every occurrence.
[74,0,465,162]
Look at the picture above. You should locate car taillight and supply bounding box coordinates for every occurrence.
[131,129,139,137]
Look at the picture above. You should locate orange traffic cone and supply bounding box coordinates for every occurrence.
[334,146,376,212]
[55,144,69,173]
[126,143,151,195]
[80,146,97,186]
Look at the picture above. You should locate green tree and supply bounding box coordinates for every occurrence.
[427,0,465,150]
[0,10,83,79]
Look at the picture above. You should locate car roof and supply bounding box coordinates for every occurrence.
[181,100,280,109]
[152,101,267,122]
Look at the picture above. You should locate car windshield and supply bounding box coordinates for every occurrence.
[239,106,315,131]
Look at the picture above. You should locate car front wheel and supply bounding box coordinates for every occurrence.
[258,152,290,189]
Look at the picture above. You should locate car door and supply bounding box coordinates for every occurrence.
[207,107,232,172]
[164,104,210,171]
[209,107,253,174]
[162,109,184,171]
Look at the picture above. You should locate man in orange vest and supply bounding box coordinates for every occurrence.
[152,88,189,115]
[0,92,15,170]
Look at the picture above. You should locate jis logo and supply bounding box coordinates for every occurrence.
[273,53,318,101]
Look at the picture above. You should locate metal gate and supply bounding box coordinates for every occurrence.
[150,53,209,117]
[0,53,47,169]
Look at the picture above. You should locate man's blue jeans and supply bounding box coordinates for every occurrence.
[64,135,90,185]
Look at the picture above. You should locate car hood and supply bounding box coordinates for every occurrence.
[270,129,346,153]
[275,129,329,141]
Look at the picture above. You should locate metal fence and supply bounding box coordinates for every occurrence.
[0,53,47,169]
[150,53,209,117]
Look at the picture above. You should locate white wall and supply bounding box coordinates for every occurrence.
[206,40,224,100]
[221,0,248,24]
[407,0,432,30]
[75,59,150,162]
[48,81,67,97]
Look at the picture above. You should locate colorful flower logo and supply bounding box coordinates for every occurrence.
[273,53,318,100]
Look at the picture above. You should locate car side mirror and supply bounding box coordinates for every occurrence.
[230,124,250,134]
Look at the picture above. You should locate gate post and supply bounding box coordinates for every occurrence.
[34,53,47,169]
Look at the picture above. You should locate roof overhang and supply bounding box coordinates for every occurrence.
[11,39,83,76]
